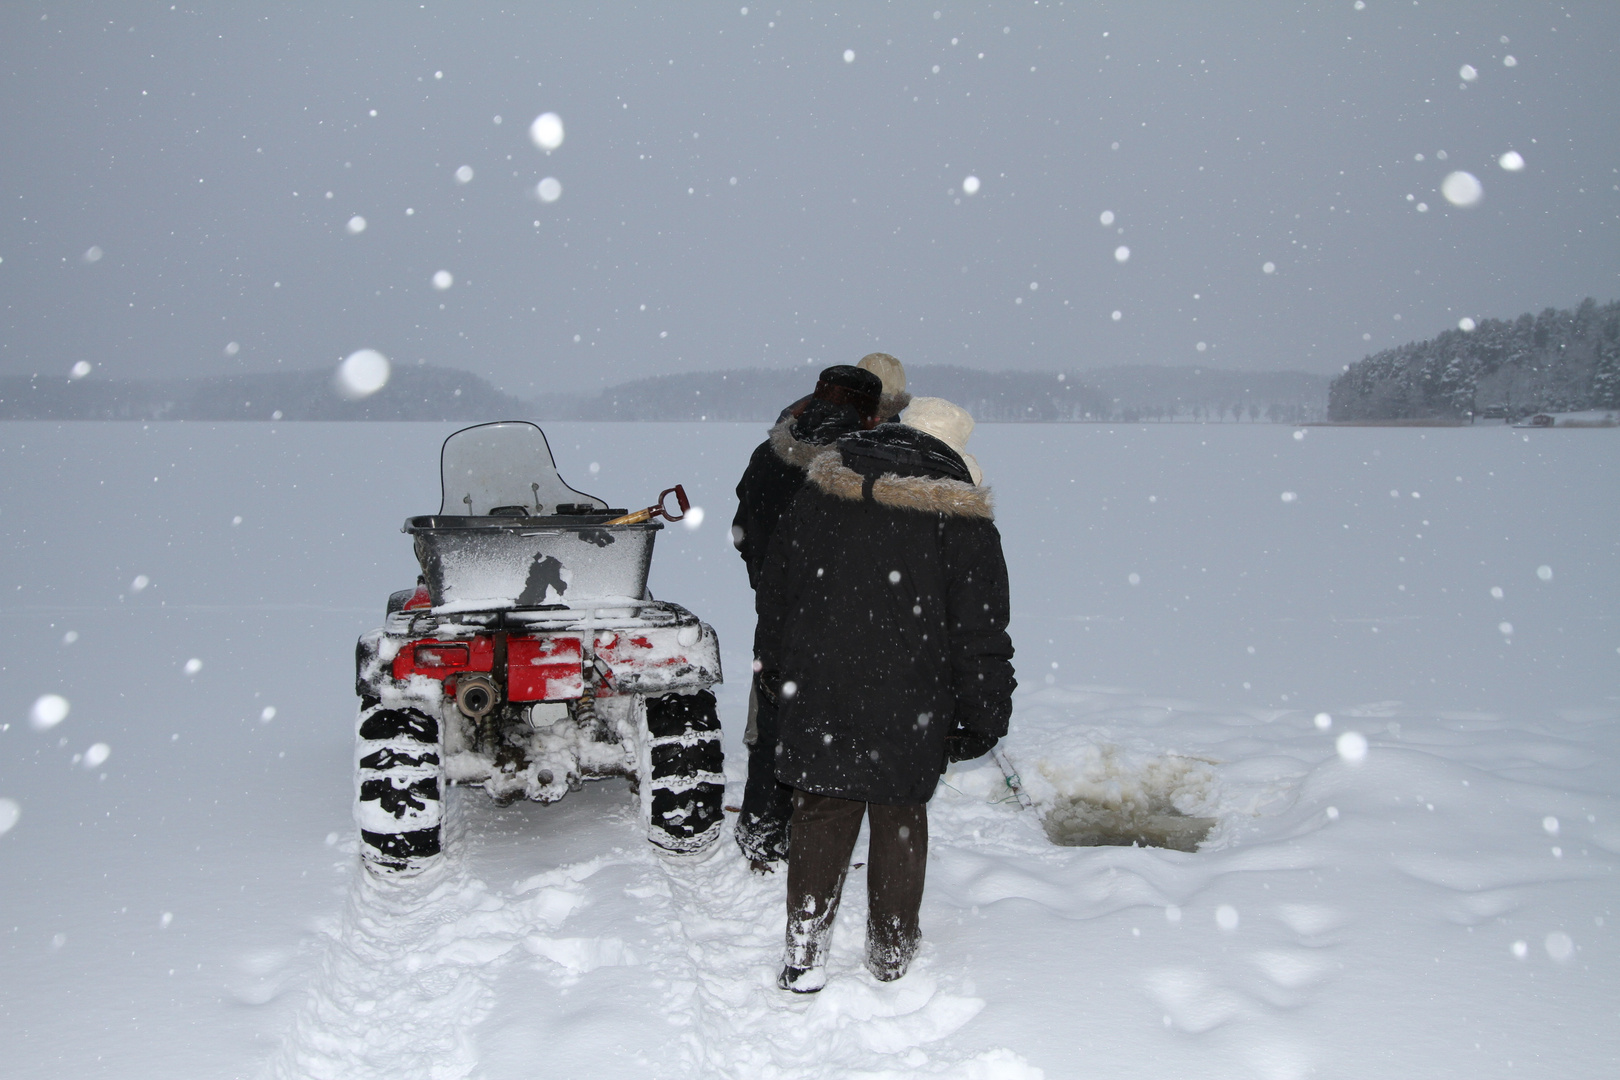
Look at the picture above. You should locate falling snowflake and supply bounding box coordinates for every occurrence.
[1441,172,1483,207]
[530,112,564,151]
[30,694,70,731]
[335,349,390,398]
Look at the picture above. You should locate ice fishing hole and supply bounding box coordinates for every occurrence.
[1039,752,1217,852]
[1042,797,1214,852]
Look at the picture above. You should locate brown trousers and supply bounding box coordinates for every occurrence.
[783,790,928,977]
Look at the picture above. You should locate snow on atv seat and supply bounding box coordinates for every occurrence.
[1,421,1615,1080]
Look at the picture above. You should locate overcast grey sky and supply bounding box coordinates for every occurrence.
[2,2,1616,396]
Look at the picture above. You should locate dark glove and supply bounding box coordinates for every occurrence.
[755,670,785,708]
[946,732,998,763]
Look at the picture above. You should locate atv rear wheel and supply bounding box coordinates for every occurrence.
[355,697,444,874]
[643,689,725,853]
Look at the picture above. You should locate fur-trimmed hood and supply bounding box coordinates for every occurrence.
[806,446,994,519]
[767,416,833,469]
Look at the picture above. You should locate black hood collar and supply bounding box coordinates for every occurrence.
[836,425,973,485]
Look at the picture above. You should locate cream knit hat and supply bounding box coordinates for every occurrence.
[857,352,907,396]
[900,397,983,485]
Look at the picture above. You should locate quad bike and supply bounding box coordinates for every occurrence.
[353,421,724,874]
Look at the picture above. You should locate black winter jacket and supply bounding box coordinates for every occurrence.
[731,409,864,591]
[755,426,1016,804]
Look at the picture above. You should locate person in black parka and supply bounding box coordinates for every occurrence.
[731,365,884,869]
[754,398,1015,991]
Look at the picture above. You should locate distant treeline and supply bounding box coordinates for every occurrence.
[1072,366,1326,424]
[1,362,1328,424]
[0,365,527,421]
[1329,298,1620,421]
[534,366,1116,422]
[539,364,1328,425]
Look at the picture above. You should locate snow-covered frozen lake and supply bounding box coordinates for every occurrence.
[1,420,1616,1078]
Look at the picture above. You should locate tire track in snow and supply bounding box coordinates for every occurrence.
[266,790,607,1080]
[269,785,1037,1079]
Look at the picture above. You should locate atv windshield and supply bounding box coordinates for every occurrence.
[438,421,607,516]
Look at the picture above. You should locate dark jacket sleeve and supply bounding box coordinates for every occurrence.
[752,497,801,673]
[732,443,771,591]
[733,441,805,593]
[940,517,1016,740]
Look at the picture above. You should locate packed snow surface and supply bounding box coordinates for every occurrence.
[1,421,1616,1078]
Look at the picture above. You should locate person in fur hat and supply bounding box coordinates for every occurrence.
[754,397,1015,992]
[731,364,884,871]
[856,352,911,420]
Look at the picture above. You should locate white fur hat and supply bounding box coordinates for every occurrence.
[857,352,907,396]
[900,397,983,485]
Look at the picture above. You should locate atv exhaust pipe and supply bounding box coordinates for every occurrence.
[454,674,499,718]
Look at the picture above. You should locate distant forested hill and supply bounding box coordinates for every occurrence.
[1329,298,1620,421]
[0,365,527,421]
[539,366,1114,422]
[539,364,1326,424]
[1076,366,1326,424]
[2,362,1327,424]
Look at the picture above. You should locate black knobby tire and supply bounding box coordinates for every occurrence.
[355,697,444,874]
[644,689,725,853]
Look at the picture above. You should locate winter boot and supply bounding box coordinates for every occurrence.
[865,913,919,983]
[776,964,827,994]
[735,697,794,867]
[781,892,838,993]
